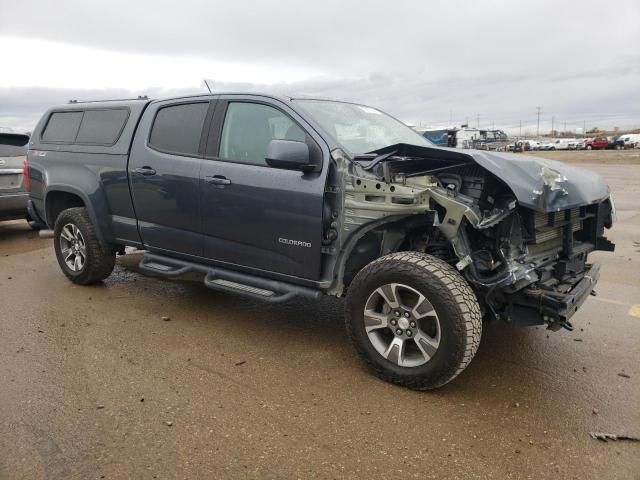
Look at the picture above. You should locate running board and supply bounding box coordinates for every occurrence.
[138,253,321,303]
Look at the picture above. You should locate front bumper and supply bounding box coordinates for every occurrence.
[508,263,600,330]
[537,262,600,323]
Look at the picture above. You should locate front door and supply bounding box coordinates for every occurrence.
[199,98,326,280]
[129,100,210,256]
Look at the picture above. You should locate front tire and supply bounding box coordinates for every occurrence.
[53,207,115,285]
[345,252,482,390]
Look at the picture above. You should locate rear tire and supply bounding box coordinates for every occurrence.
[345,252,482,390]
[53,207,115,285]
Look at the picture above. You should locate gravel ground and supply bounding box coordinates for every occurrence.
[0,157,638,479]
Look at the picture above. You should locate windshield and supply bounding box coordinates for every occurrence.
[293,99,433,156]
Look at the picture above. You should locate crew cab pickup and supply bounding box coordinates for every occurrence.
[28,94,616,390]
[584,137,609,150]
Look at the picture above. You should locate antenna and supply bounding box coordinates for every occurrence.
[203,79,213,94]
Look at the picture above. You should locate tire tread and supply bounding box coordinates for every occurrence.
[53,207,115,285]
[345,251,482,390]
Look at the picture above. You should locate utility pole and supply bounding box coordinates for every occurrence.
[583,120,586,138]
[551,116,554,138]
[519,120,522,138]
[564,121,566,134]
[536,106,542,138]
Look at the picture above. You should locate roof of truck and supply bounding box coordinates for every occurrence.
[54,92,378,110]
[48,98,152,111]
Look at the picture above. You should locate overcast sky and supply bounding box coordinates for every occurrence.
[1,0,639,135]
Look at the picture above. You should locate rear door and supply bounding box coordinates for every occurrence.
[199,96,327,280]
[129,99,212,256]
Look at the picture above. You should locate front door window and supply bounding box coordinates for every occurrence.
[219,102,306,166]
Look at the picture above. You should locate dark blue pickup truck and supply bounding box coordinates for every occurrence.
[27,93,615,389]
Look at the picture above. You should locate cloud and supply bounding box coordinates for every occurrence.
[1,0,639,134]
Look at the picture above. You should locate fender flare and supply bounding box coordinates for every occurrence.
[44,184,111,249]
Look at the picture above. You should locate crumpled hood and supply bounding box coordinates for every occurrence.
[468,150,610,211]
[369,143,611,212]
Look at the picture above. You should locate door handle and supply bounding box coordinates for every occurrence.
[134,166,156,176]
[204,175,231,186]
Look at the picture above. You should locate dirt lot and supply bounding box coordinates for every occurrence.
[528,148,640,165]
[1,154,639,479]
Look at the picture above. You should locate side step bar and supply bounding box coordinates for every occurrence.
[138,253,321,303]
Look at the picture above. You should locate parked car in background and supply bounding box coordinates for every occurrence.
[538,141,554,150]
[607,136,625,150]
[0,132,42,227]
[619,134,640,149]
[584,137,609,150]
[552,139,572,150]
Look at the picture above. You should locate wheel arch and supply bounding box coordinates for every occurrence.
[44,185,109,248]
[328,214,435,296]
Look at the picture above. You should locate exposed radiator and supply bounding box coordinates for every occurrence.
[532,208,584,244]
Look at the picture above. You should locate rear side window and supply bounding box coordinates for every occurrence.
[42,111,83,143]
[76,109,129,145]
[149,102,209,156]
[42,109,129,145]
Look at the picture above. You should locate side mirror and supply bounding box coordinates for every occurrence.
[265,140,315,172]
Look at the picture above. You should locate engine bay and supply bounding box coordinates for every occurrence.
[324,144,615,331]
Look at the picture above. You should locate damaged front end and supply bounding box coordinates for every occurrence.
[326,143,615,331]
